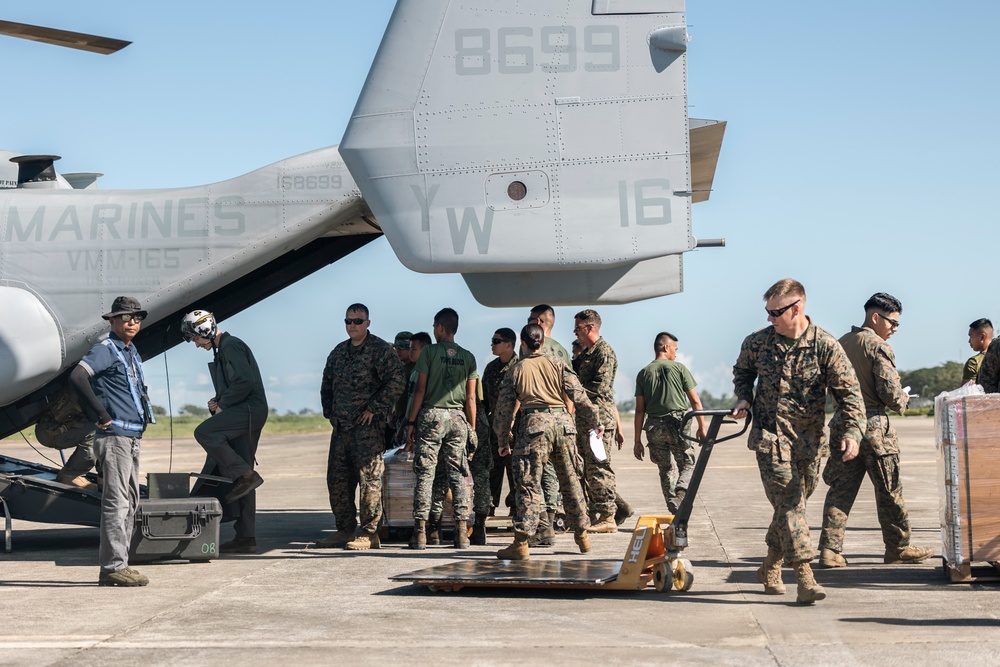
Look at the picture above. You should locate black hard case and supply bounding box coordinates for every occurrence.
[129,497,223,562]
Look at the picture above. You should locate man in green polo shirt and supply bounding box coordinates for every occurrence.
[633,332,706,513]
[406,308,478,550]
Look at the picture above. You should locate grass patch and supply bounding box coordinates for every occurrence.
[143,414,332,439]
[3,414,332,443]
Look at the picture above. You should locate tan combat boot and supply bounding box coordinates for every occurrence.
[496,532,530,560]
[794,561,826,604]
[314,529,354,548]
[454,519,471,549]
[755,548,786,595]
[574,531,591,554]
[884,545,933,564]
[56,472,98,492]
[587,514,618,534]
[409,520,427,550]
[345,532,380,550]
[818,548,847,568]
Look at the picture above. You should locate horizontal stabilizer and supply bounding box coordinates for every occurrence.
[689,119,726,203]
[462,255,683,307]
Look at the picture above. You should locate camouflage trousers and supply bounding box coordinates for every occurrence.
[414,408,470,521]
[819,421,910,553]
[577,421,618,519]
[326,422,385,535]
[541,461,561,512]
[645,413,694,507]
[489,429,515,510]
[431,413,493,516]
[755,443,822,564]
[510,413,561,519]
[512,411,589,536]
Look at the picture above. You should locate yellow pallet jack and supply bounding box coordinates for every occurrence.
[391,409,750,593]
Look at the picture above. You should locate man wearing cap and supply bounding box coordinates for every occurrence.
[69,296,153,587]
[316,303,405,550]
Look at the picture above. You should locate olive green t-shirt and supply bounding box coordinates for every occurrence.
[414,342,478,410]
[964,352,985,383]
[634,359,696,417]
[542,337,572,365]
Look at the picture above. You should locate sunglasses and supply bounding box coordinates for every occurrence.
[880,314,900,330]
[344,318,367,325]
[765,299,799,318]
[120,313,144,323]
[491,338,512,345]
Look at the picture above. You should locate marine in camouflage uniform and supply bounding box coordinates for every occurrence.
[733,281,866,604]
[406,308,478,549]
[734,322,865,566]
[819,295,932,566]
[572,313,620,529]
[483,345,518,511]
[494,333,599,559]
[537,338,571,517]
[633,332,706,513]
[319,307,405,548]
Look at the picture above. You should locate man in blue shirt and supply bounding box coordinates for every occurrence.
[70,296,152,587]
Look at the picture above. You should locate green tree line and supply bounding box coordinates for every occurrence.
[618,362,965,416]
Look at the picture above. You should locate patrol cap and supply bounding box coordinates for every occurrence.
[103,295,147,320]
[394,331,413,348]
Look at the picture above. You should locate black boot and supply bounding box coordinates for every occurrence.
[427,514,442,546]
[471,513,488,545]
[409,519,427,550]
[614,494,634,526]
[454,519,471,549]
[529,510,554,547]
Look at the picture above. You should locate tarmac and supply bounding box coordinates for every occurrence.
[1,416,998,666]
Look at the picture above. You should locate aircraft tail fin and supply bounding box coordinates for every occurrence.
[343,0,720,303]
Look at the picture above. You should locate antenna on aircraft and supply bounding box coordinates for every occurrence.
[0,20,130,55]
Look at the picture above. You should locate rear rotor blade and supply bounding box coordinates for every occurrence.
[0,20,130,55]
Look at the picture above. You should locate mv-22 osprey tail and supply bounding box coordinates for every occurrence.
[0,0,724,436]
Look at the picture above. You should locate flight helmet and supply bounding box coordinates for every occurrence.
[180,310,217,342]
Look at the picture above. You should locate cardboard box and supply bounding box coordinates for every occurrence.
[382,447,472,528]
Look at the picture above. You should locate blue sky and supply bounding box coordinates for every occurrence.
[4,2,999,414]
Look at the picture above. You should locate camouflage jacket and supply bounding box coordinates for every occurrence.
[733,322,865,455]
[494,353,599,446]
[320,333,405,426]
[572,337,618,428]
[482,353,518,418]
[837,326,907,414]
[978,339,1000,393]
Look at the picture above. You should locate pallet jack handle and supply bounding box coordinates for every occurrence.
[669,410,752,546]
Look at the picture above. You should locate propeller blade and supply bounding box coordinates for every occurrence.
[0,20,130,55]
